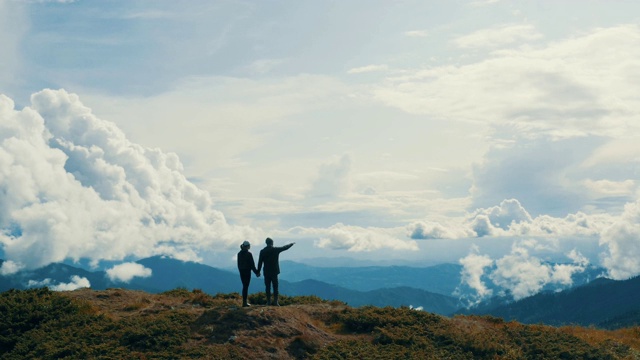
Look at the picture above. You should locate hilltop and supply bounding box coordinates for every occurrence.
[2,288,640,359]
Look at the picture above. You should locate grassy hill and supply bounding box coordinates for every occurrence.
[1,288,639,359]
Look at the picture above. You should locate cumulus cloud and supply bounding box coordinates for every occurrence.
[0,260,23,275]
[459,240,590,302]
[600,200,640,279]
[408,220,475,240]
[292,223,418,252]
[408,198,612,240]
[0,89,256,270]
[28,275,90,291]
[457,245,493,305]
[51,275,90,291]
[106,262,152,283]
[471,198,533,230]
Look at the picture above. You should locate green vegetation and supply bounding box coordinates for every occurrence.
[0,288,638,359]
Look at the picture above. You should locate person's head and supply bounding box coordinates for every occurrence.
[240,240,251,250]
[265,237,274,246]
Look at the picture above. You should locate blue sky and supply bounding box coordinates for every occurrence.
[1,0,640,298]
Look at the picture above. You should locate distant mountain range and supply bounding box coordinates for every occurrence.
[456,276,640,329]
[278,260,463,295]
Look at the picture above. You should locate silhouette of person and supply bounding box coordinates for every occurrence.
[257,237,294,306]
[237,240,260,307]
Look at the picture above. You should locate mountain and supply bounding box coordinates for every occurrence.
[283,279,459,314]
[279,261,463,295]
[1,287,638,359]
[0,261,110,292]
[131,256,241,294]
[459,275,640,329]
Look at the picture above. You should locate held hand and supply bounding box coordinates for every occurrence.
[256,271,261,277]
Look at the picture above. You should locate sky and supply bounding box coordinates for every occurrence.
[1,0,640,300]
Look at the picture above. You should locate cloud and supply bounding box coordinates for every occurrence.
[453,24,542,49]
[347,64,389,74]
[106,262,152,283]
[458,240,590,302]
[0,89,257,270]
[408,198,612,240]
[51,275,90,291]
[600,199,640,279]
[307,154,353,199]
[457,245,493,305]
[372,25,640,140]
[0,260,23,275]
[408,220,474,240]
[28,275,90,291]
[470,198,533,230]
[489,240,588,300]
[292,223,418,252]
[470,136,606,217]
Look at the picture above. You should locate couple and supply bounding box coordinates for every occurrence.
[237,237,295,307]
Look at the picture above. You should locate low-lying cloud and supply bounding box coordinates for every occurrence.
[457,239,591,304]
[27,275,90,291]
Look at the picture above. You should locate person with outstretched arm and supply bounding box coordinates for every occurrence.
[237,240,260,307]
[257,237,294,306]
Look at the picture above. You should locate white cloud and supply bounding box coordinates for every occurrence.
[0,260,23,275]
[487,240,588,300]
[51,275,90,291]
[600,200,640,279]
[408,198,613,240]
[470,198,533,230]
[347,64,389,74]
[28,275,91,291]
[106,262,152,283]
[373,25,640,140]
[408,220,475,240]
[0,89,257,270]
[454,24,542,49]
[293,223,418,252]
[457,245,494,305]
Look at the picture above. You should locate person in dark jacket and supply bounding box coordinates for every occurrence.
[237,240,260,307]
[257,237,294,306]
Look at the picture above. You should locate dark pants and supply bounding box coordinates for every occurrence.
[264,274,279,297]
[239,269,252,301]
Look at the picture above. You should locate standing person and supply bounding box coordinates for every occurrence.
[237,240,260,307]
[257,237,295,306]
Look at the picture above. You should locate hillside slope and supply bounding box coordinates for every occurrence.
[1,288,639,359]
[460,275,640,328]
